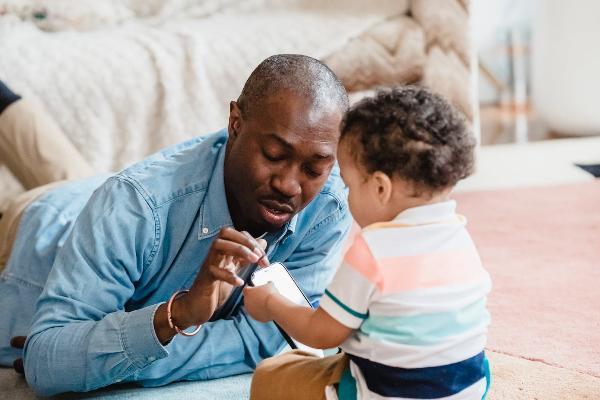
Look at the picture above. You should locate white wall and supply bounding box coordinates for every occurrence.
[532,0,600,135]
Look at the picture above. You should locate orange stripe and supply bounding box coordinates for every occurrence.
[377,250,486,294]
[343,233,383,287]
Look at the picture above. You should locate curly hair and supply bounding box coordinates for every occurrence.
[340,86,475,195]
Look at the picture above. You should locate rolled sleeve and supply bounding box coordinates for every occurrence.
[121,304,168,369]
[320,289,368,329]
[23,177,163,395]
[318,235,377,329]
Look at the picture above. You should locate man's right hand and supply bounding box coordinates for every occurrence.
[154,227,269,344]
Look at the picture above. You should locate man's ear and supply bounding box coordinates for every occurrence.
[372,171,393,206]
[228,101,243,140]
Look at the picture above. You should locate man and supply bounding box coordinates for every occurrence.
[0,54,352,396]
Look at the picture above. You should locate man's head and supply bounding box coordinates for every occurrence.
[224,54,348,236]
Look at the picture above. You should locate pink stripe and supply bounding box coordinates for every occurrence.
[343,234,383,286]
[378,250,486,293]
[341,222,362,256]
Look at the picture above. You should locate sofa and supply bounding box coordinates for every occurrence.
[0,0,472,212]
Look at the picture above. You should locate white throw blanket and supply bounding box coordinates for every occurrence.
[0,0,407,209]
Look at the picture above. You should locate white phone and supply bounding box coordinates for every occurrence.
[250,262,324,357]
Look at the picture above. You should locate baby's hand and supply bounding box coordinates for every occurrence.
[243,282,278,322]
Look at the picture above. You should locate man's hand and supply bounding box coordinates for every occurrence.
[154,227,269,343]
[243,282,279,322]
[10,336,26,374]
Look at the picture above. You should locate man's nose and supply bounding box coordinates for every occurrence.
[271,167,302,198]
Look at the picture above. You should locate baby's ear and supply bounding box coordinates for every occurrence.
[372,171,393,205]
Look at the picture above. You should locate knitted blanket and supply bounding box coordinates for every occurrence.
[0,0,408,209]
[0,1,474,212]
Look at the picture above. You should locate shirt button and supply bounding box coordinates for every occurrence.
[202,227,209,234]
[147,356,155,362]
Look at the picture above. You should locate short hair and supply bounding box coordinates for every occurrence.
[238,54,349,118]
[340,86,475,194]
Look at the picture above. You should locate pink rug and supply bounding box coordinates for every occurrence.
[454,181,600,378]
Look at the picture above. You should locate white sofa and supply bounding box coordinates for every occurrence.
[0,0,472,211]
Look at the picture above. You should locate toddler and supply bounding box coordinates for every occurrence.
[244,86,491,400]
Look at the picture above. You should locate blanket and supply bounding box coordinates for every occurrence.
[0,0,409,209]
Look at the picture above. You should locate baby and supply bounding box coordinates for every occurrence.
[244,86,492,400]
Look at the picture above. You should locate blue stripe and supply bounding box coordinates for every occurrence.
[325,289,369,319]
[361,298,489,346]
[482,356,491,399]
[349,351,486,399]
[338,366,358,400]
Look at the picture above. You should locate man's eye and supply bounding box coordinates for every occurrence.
[263,151,284,162]
[304,166,323,178]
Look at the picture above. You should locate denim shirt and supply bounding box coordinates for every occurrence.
[0,129,351,396]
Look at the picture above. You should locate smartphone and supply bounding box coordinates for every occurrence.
[250,262,324,357]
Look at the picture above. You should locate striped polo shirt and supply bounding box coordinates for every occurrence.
[320,200,491,399]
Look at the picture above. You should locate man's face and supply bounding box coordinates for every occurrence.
[224,90,342,236]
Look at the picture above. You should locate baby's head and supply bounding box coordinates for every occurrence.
[338,86,475,227]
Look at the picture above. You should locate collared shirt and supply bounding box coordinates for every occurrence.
[320,201,491,399]
[0,129,351,396]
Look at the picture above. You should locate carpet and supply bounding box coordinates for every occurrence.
[0,368,252,400]
[454,180,600,398]
[486,351,600,400]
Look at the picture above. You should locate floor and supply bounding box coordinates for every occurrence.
[453,131,600,399]
[457,136,600,192]
[454,181,600,399]
[486,351,600,400]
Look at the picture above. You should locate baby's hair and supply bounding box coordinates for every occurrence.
[340,86,475,195]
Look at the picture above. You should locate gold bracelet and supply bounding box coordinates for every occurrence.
[166,290,202,337]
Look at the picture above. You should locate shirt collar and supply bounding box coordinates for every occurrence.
[197,137,298,240]
[392,200,460,226]
[286,213,298,235]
